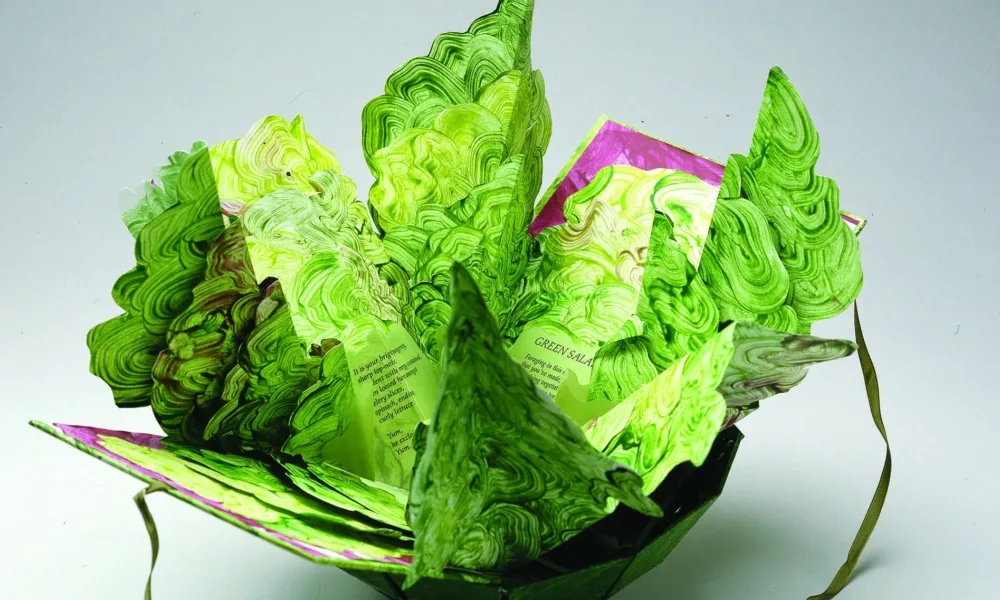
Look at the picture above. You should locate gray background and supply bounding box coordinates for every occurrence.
[1,0,997,598]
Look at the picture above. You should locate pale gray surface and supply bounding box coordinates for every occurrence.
[1,0,998,598]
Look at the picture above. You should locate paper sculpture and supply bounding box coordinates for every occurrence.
[34,1,889,598]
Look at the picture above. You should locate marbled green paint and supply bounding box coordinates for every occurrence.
[699,67,863,334]
[362,0,551,359]
[80,1,870,592]
[209,115,340,214]
[98,434,411,561]
[120,142,207,237]
[88,146,225,408]
[405,263,661,588]
[150,224,261,445]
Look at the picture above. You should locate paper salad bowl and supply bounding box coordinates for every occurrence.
[33,420,741,600]
[32,1,888,599]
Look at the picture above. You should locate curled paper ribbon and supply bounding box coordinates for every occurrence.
[808,303,892,599]
[133,481,170,600]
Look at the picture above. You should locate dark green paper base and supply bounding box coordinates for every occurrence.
[347,427,743,600]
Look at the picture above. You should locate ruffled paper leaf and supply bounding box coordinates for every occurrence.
[699,68,863,333]
[363,0,551,359]
[585,321,856,494]
[163,441,406,538]
[150,224,261,445]
[719,321,857,407]
[209,115,340,214]
[120,142,207,237]
[94,433,411,561]
[88,146,226,408]
[280,460,411,532]
[201,283,320,453]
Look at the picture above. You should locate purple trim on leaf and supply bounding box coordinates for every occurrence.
[529,120,725,236]
[52,424,406,564]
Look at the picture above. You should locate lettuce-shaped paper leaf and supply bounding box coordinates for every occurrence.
[201,283,320,453]
[97,433,410,561]
[588,209,722,408]
[515,166,656,347]
[699,68,862,333]
[363,0,551,359]
[150,223,261,445]
[280,460,411,532]
[240,169,396,351]
[405,263,661,588]
[88,146,225,408]
[586,321,856,494]
[120,142,207,237]
[282,345,356,465]
[719,321,857,407]
[210,115,340,215]
[163,440,406,538]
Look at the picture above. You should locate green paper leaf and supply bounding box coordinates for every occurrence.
[209,115,340,213]
[585,320,856,494]
[88,146,226,408]
[700,68,863,333]
[202,284,320,453]
[719,321,857,407]
[405,263,661,588]
[281,460,411,532]
[163,440,406,538]
[362,0,551,360]
[120,142,207,237]
[96,433,411,561]
[150,223,261,444]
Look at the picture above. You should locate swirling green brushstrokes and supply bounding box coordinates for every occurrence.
[719,321,857,407]
[587,209,722,407]
[516,166,655,347]
[384,156,535,356]
[517,166,722,408]
[201,283,320,453]
[98,435,410,561]
[699,67,863,334]
[639,212,720,372]
[363,0,551,358]
[241,170,397,350]
[149,223,261,445]
[205,116,392,460]
[405,263,661,588]
[209,115,340,214]
[584,325,732,495]
[163,441,406,538]
[282,345,356,465]
[88,146,225,408]
[281,460,411,532]
[585,320,856,494]
[120,142,207,237]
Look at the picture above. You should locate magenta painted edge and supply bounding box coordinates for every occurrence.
[528,119,861,236]
[52,423,408,565]
[528,120,725,236]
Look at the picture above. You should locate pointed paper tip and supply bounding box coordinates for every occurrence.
[447,261,499,342]
[449,260,473,289]
[448,261,489,312]
[401,572,420,591]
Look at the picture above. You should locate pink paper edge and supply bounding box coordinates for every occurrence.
[52,423,411,566]
[528,119,862,236]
